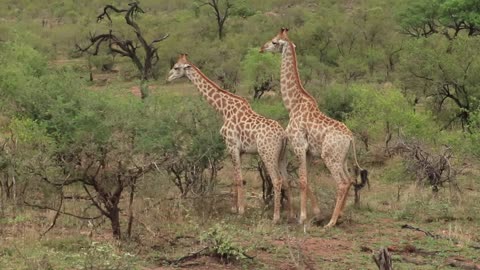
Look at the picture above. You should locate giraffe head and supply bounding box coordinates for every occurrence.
[260,27,292,53]
[167,53,192,82]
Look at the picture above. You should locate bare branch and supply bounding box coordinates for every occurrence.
[76,2,169,82]
[24,199,102,220]
[83,184,110,217]
[40,190,64,238]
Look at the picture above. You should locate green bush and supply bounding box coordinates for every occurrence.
[200,223,249,263]
[346,85,437,143]
[322,84,354,121]
[241,47,280,92]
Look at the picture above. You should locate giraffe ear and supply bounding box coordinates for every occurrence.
[184,64,192,69]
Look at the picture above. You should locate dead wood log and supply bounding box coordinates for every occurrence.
[373,247,393,270]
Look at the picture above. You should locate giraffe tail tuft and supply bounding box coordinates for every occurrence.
[354,168,369,191]
[352,138,370,191]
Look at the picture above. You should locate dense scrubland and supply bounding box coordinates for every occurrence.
[0,0,479,269]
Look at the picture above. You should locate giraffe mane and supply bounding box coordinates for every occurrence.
[287,42,317,104]
[188,62,251,107]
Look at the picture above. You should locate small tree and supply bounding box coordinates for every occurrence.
[76,2,169,99]
[196,0,233,40]
[151,97,225,197]
[399,36,480,129]
[1,43,166,238]
[346,85,436,154]
[241,48,280,99]
[397,0,480,39]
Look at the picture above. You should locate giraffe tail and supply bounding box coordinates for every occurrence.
[278,136,289,180]
[351,138,369,191]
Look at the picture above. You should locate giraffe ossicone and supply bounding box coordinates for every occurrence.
[260,28,369,228]
[167,54,294,223]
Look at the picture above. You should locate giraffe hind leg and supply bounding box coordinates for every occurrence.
[278,143,295,221]
[338,161,353,218]
[262,160,282,223]
[324,161,352,228]
[259,141,284,224]
[325,180,350,228]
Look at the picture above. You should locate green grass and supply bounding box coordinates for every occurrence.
[0,237,140,270]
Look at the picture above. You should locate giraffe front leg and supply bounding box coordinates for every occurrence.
[231,150,245,215]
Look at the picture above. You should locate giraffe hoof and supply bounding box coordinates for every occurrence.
[311,216,327,226]
[298,216,307,225]
[323,222,336,229]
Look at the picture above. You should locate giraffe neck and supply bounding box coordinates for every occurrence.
[186,63,249,119]
[280,42,317,115]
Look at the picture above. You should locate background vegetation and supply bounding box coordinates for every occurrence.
[0,0,479,269]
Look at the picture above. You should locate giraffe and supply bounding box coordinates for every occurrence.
[260,28,368,228]
[167,54,293,223]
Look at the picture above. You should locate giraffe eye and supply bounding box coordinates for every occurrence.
[272,41,278,45]
[174,67,179,70]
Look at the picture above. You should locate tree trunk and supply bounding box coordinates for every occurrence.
[109,206,121,239]
[354,188,361,207]
[127,181,136,238]
[140,80,149,100]
[218,23,224,40]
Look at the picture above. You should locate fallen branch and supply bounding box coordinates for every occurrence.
[400,256,427,265]
[470,243,480,250]
[160,246,209,265]
[373,247,393,270]
[40,191,64,238]
[158,243,254,266]
[401,224,439,238]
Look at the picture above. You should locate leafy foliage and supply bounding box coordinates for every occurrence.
[346,85,436,144]
[397,0,480,38]
[400,35,480,128]
[200,223,250,262]
[1,2,480,263]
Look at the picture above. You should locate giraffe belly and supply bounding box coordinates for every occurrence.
[241,143,258,154]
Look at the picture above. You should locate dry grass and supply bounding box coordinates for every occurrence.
[1,154,479,270]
